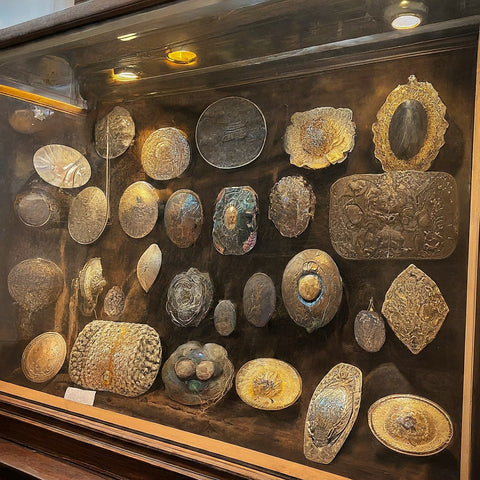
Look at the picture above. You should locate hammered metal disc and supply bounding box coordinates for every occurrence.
[214,300,236,336]
[354,300,386,353]
[368,394,453,456]
[79,257,106,317]
[243,273,276,327]
[68,187,108,245]
[137,244,162,293]
[95,106,135,159]
[141,127,190,180]
[119,181,158,238]
[103,286,125,317]
[33,144,91,188]
[15,190,52,227]
[196,96,267,169]
[21,332,66,383]
[235,358,302,410]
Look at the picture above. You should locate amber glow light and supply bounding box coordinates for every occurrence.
[166,50,197,65]
[113,68,140,82]
[391,13,422,29]
[384,1,427,31]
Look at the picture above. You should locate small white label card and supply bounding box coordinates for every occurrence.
[64,387,96,406]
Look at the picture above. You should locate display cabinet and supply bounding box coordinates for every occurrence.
[0,1,479,479]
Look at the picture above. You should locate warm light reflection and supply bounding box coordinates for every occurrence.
[391,13,422,29]
[117,33,138,42]
[113,68,140,82]
[166,50,197,65]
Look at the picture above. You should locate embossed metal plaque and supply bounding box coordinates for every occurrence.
[212,186,258,255]
[368,394,453,456]
[242,272,276,327]
[214,300,236,336]
[69,320,162,397]
[354,299,385,353]
[268,176,315,237]
[304,363,362,464]
[95,106,135,159]
[196,96,267,169]
[78,257,106,317]
[329,171,458,260]
[382,264,449,354]
[103,286,125,317]
[137,244,162,293]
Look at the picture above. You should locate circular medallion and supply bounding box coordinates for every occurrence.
[15,190,52,227]
[95,106,135,159]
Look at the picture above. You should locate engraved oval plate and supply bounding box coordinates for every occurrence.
[269,176,316,237]
[141,127,190,180]
[243,272,276,327]
[95,106,135,159]
[304,363,362,464]
[21,332,66,383]
[79,257,106,317]
[212,186,258,255]
[69,320,162,397]
[285,107,355,169]
[354,300,385,353]
[137,244,162,293]
[103,286,125,317]
[214,300,236,336]
[282,249,342,333]
[329,171,458,260]
[368,394,453,456]
[235,358,302,410]
[196,96,267,169]
[15,190,51,227]
[33,144,91,188]
[119,181,158,238]
[164,189,203,248]
[8,258,64,312]
[68,187,108,245]
[372,75,448,171]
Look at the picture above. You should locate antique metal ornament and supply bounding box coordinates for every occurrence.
[95,106,135,159]
[103,286,125,317]
[196,96,267,169]
[354,298,386,353]
[33,144,91,188]
[235,358,302,410]
[329,172,458,260]
[243,273,276,327]
[214,300,236,336]
[68,187,108,244]
[78,258,107,316]
[9,105,54,134]
[162,341,234,406]
[382,264,449,354]
[141,127,190,180]
[137,244,162,293]
[372,75,448,171]
[282,249,342,333]
[166,268,213,327]
[8,258,64,313]
[119,181,158,238]
[21,332,67,383]
[268,176,316,237]
[304,363,362,464]
[285,107,355,169]
[14,185,60,228]
[164,189,203,248]
[368,394,453,456]
[69,320,162,397]
[212,186,258,255]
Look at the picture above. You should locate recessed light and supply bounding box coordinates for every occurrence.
[384,1,427,30]
[166,50,197,65]
[113,67,140,82]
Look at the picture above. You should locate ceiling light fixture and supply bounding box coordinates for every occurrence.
[113,67,140,82]
[117,33,138,42]
[384,1,428,30]
[166,50,197,65]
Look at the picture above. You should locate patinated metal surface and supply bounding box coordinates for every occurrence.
[282,249,342,333]
[164,189,203,248]
[14,188,55,228]
[118,181,158,238]
[103,286,125,318]
[21,332,66,383]
[137,244,162,293]
[242,272,276,327]
[212,186,258,255]
[141,127,190,180]
[372,75,448,171]
[329,171,458,260]
[69,320,162,397]
[235,358,302,410]
[166,268,213,327]
[162,341,234,407]
[68,186,108,245]
[285,107,355,169]
[8,258,64,313]
[368,394,453,456]
[304,363,362,464]
[354,298,385,353]
[382,264,449,354]
[214,300,236,336]
[196,96,267,169]
[95,106,135,159]
[78,257,106,317]
[268,176,315,238]
[33,144,91,188]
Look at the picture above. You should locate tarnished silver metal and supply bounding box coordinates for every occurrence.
[95,106,135,159]
[166,268,213,327]
[269,176,315,237]
[164,189,203,248]
[329,171,458,260]
[78,258,107,317]
[103,286,125,318]
[354,298,386,353]
[214,300,236,336]
[304,363,362,464]
[196,96,267,169]
[14,185,59,228]
[243,273,276,327]
[282,249,342,333]
[212,186,258,255]
[69,320,162,397]
[162,341,234,407]
[137,244,162,293]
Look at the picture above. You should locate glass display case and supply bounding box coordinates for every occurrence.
[0,1,479,479]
